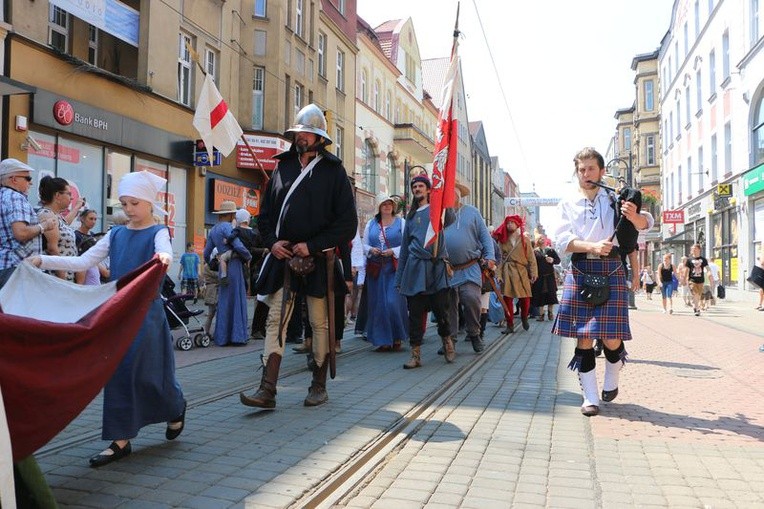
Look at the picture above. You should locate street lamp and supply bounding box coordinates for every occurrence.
[606,153,633,187]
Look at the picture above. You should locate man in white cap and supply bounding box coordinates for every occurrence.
[0,159,57,278]
[240,104,357,408]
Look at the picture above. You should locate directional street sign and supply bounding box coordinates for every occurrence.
[194,150,222,167]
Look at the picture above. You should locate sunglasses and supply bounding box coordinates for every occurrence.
[13,175,32,182]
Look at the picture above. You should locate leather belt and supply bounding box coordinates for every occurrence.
[571,246,621,262]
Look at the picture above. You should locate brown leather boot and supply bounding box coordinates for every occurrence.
[403,345,422,369]
[442,336,456,363]
[304,357,329,407]
[240,354,282,408]
[292,337,312,354]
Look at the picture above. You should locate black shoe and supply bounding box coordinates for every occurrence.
[502,324,515,334]
[521,317,530,330]
[581,405,599,417]
[470,336,485,353]
[166,400,186,440]
[601,388,619,402]
[89,441,131,468]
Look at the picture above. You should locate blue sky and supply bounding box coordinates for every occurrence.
[359,0,673,230]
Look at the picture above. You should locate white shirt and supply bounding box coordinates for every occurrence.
[39,227,173,272]
[554,187,654,254]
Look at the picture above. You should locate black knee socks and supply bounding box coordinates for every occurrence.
[569,347,596,372]
[603,343,625,363]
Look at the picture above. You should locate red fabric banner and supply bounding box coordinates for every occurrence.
[0,258,167,461]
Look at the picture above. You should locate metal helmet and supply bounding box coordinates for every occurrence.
[286,104,332,145]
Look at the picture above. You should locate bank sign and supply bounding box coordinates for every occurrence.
[743,163,764,196]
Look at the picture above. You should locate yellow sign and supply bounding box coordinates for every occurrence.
[717,184,732,197]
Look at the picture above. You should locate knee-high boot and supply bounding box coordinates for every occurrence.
[304,356,329,406]
[240,354,282,408]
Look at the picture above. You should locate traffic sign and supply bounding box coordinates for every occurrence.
[194,150,222,166]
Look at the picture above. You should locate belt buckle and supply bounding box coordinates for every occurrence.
[586,253,601,260]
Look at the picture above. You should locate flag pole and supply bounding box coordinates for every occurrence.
[432,3,461,259]
[188,42,269,183]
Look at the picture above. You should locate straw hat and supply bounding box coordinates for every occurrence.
[213,200,237,214]
[454,180,470,197]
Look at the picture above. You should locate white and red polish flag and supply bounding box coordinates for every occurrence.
[192,73,243,160]
[425,23,460,248]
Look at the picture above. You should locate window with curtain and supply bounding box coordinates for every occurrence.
[361,140,376,193]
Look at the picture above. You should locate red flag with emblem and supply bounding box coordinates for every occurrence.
[193,73,244,160]
[425,9,461,247]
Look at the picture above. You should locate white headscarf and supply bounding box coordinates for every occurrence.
[117,170,167,217]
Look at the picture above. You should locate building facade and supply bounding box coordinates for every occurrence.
[469,121,492,220]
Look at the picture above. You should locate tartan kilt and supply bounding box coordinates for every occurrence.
[551,258,632,341]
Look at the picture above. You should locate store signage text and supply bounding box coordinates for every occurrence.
[212,179,260,216]
[53,99,109,131]
[662,210,685,224]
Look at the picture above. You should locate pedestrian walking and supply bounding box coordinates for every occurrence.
[493,214,538,333]
[656,253,677,314]
[203,200,252,346]
[641,266,656,299]
[685,243,714,316]
[552,147,654,417]
[240,104,357,409]
[531,235,560,322]
[394,170,453,368]
[74,208,98,247]
[30,170,186,466]
[442,182,495,354]
[678,256,692,307]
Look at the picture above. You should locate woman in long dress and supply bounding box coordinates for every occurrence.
[31,171,186,467]
[531,235,560,321]
[363,195,408,351]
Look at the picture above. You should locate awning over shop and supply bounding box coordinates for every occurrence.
[661,229,696,245]
[0,76,35,96]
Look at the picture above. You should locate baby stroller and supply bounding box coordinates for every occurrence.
[162,276,210,351]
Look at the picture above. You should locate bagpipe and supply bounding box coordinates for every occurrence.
[587,180,642,255]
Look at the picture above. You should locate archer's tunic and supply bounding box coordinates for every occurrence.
[394,205,450,296]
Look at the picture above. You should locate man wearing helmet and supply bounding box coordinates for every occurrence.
[240,104,357,409]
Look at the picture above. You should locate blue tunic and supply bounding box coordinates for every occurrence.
[443,204,495,288]
[395,205,450,296]
[105,225,185,440]
[364,218,409,347]
[204,221,252,346]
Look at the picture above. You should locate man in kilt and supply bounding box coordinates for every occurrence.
[552,147,654,416]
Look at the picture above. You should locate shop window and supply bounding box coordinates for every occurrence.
[107,150,132,227]
[168,166,188,265]
[55,138,105,233]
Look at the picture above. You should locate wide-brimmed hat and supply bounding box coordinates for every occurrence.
[213,200,237,215]
[376,193,395,211]
[0,158,35,178]
[455,180,470,197]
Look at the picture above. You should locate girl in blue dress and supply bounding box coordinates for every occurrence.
[363,195,408,351]
[31,170,186,467]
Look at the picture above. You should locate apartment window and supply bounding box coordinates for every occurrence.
[670,172,675,209]
[709,49,716,94]
[678,165,683,202]
[646,135,656,165]
[295,0,304,37]
[286,0,292,28]
[669,112,675,140]
[335,126,343,159]
[254,0,267,17]
[252,67,265,129]
[385,91,392,120]
[674,41,679,72]
[284,75,291,130]
[754,96,764,164]
[675,99,681,136]
[205,48,218,83]
[361,140,376,193]
[294,83,304,117]
[405,52,416,84]
[317,32,327,77]
[724,122,732,173]
[668,56,673,82]
[336,50,345,92]
[387,155,398,196]
[695,0,701,37]
[709,0,714,14]
[361,69,368,103]
[683,22,689,56]
[254,30,267,56]
[88,25,98,65]
[337,0,345,15]
[644,80,654,111]
[373,80,381,112]
[722,31,730,81]
[696,69,703,112]
[698,146,705,191]
[285,40,291,65]
[296,49,305,75]
[395,100,401,123]
[687,157,693,197]
[685,85,691,125]
[48,5,69,52]
[753,0,761,42]
[623,128,631,150]
[178,33,193,106]
[711,134,718,181]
